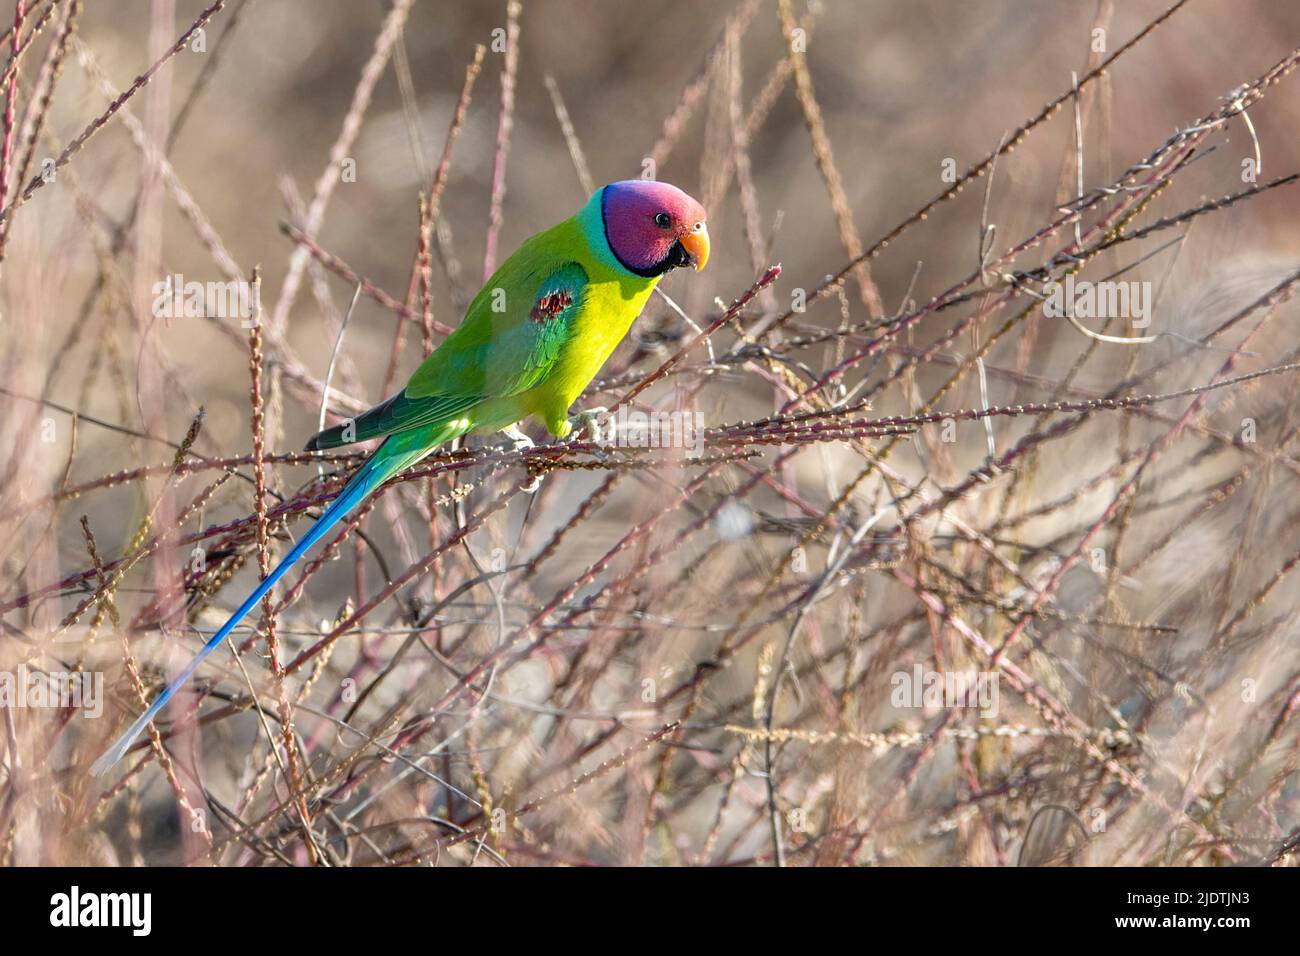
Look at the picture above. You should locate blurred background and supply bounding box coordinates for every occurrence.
[33,0,1300,445]
[3,0,1300,866]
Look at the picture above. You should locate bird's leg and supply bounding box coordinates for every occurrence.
[564,406,610,444]
[500,423,542,493]
[560,405,612,463]
[501,422,534,451]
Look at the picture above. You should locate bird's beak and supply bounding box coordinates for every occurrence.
[679,226,710,271]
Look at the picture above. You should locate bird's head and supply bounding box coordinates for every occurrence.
[597,180,709,277]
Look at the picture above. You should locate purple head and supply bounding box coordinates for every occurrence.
[599,180,710,277]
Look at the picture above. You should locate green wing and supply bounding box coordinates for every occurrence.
[306,253,588,451]
[303,391,482,450]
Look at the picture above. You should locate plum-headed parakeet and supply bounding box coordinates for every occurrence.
[92,180,710,775]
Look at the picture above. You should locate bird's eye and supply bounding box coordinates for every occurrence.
[654,212,672,229]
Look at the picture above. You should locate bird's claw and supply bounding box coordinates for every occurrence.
[502,423,535,453]
[563,406,611,462]
[501,424,543,493]
[565,406,610,447]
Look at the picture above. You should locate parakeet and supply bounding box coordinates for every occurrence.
[91,180,710,775]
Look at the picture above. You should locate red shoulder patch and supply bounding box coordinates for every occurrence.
[529,289,574,324]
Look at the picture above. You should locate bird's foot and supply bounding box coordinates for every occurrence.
[562,406,611,461]
[565,406,610,444]
[502,423,535,452]
[501,424,542,493]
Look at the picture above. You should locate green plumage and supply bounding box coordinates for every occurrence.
[308,201,659,452]
[92,185,686,775]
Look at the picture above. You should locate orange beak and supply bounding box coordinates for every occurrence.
[679,225,710,272]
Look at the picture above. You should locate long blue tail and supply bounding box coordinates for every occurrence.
[90,443,409,776]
